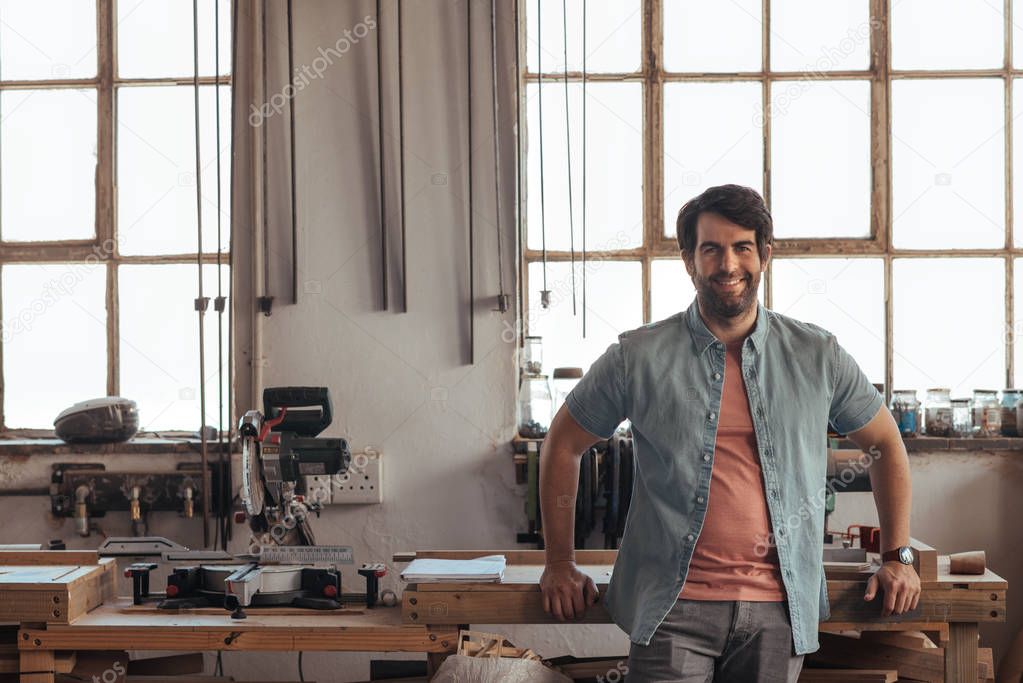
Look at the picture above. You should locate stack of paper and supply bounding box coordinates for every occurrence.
[400,554,506,583]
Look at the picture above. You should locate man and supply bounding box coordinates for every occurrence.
[538,185,920,681]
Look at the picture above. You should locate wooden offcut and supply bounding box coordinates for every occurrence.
[0,557,115,624]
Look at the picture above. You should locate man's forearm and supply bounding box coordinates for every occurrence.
[867,438,912,553]
[539,441,582,565]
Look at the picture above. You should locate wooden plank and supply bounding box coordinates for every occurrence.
[826,582,1004,624]
[404,589,610,625]
[819,622,948,643]
[859,629,937,649]
[808,633,943,683]
[0,652,73,675]
[944,622,978,683]
[0,552,98,567]
[394,550,619,565]
[797,670,896,683]
[19,650,55,683]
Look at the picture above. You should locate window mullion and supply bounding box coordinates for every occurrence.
[97,0,117,395]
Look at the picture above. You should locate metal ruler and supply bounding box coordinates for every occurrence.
[258,545,354,564]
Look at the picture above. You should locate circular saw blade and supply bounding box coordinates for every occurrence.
[240,436,264,517]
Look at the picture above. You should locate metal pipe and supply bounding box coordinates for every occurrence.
[562,0,576,314]
[398,0,408,312]
[491,0,508,314]
[467,0,475,363]
[287,0,298,305]
[225,0,240,549]
[582,0,587,337]
[259,0,273,316]
[537,0,550,308]
[376,0,388,310]
[193,0,211,549]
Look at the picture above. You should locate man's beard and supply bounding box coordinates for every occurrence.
[694,269,760,319]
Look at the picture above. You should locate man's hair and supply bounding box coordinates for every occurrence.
[676,184,773,260]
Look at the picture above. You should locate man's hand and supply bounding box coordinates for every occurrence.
[864,561,921,616]
[540,560,599,620]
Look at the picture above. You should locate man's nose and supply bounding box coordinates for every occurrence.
[720,248,739,274]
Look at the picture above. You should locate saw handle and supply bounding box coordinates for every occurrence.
[258,407,288,442]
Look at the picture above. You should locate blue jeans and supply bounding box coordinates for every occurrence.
[626,600,804,682]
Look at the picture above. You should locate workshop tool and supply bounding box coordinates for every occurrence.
[490,0,509,314]
[239,387,352,547]
[536,0,550,309]
[949,550,986,574]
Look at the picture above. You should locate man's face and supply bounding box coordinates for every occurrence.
[683,212,770,319]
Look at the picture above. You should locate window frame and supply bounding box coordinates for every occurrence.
[0,0,233,435]
[518,0,1022,399]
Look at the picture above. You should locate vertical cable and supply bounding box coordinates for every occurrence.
[468,0,475,364]
[398,0,407,312]
[491,0,507,313]
[376,0,388,310]
[193,0,211,549]
[561,0,575,314]
[537,0,549,305]
[581,0,587,337]
[287,0,298,304]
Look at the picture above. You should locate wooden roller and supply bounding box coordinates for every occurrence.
[948,550,986,575]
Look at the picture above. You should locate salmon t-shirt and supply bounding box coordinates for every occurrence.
[679,339,786,601]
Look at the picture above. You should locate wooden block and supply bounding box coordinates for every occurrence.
[0,559,115,624]
[859,630,937,650]
[910,539,937,583]
[808,633,943,683]
[0,552,99,566]
[126,653,204,676]
[949,551,986,575]
[944,622,979,682]
[798,669,897,682]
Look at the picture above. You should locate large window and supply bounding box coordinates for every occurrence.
[521,0,1022,400]
[0,0,231,432]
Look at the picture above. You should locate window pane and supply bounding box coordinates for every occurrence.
[893,258,1004,398]
[771,258,884,384]
[1015,0,1023,68]
[525,0,640,74]
[1014,258,1023,385]
[770,0,870,72]
[892,79,1003,250]
[1,263,107,429]
[651,259,697,322]
[0,0,97,80]
[527,82,642,251]
[663,0,761,72]
[771,80,871,238]
[119,264,230,432]
[526,261,642,376]
[118,0,231,78]
[1013,80,1023,247]
[893,0,1002,70]
[1,89,96,241]
[117,85,232,256]
[663,82,763,237]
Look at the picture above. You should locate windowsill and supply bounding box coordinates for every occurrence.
[830,435,1023,452]
[0,437,233,456]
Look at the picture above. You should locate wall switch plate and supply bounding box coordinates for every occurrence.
[332,450,382,504]
[303,474,333,506]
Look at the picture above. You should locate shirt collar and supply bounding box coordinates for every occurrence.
[684,297,770,354]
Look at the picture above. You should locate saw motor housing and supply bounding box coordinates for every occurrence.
[240,387,352,546]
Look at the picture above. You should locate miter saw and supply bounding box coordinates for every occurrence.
[239,386,352,549]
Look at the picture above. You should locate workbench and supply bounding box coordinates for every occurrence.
[6,548,1007,683]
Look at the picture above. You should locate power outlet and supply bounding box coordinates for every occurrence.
[332,450,382,504]
[303,474,333,506]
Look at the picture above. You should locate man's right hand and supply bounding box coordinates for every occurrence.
[540,560,600,620]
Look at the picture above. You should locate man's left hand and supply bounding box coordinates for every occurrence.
[864,561,921,616]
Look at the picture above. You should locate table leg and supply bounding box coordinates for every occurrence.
[19,649,55,683]
[944,622,978,683]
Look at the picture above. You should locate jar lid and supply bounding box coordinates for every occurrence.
[951,398,971,405]
[926,387,951,392]
[974,389,998,394]
[893,389,917,394]
[553,367,583,379]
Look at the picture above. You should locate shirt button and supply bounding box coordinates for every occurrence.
[696,496,705,504]
[687,534,695,542]
[708,412,717,420]
[713,372,721,381]
[703,454,711,462]
[777,528,786,537]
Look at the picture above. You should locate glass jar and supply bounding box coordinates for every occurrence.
[1002,389,1022,436]
[552,367,582,416]
[924,388,952,436]
[522,336,543,376]
[518,374,553,438]
[951,398,973,438]
[972,390,1001,437]
[890,389,920,437]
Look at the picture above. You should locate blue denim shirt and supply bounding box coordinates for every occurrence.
[564,299,883,655]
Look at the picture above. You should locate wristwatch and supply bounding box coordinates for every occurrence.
[881,546,915,565]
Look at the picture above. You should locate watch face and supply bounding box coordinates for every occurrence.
[899,546,915,565]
